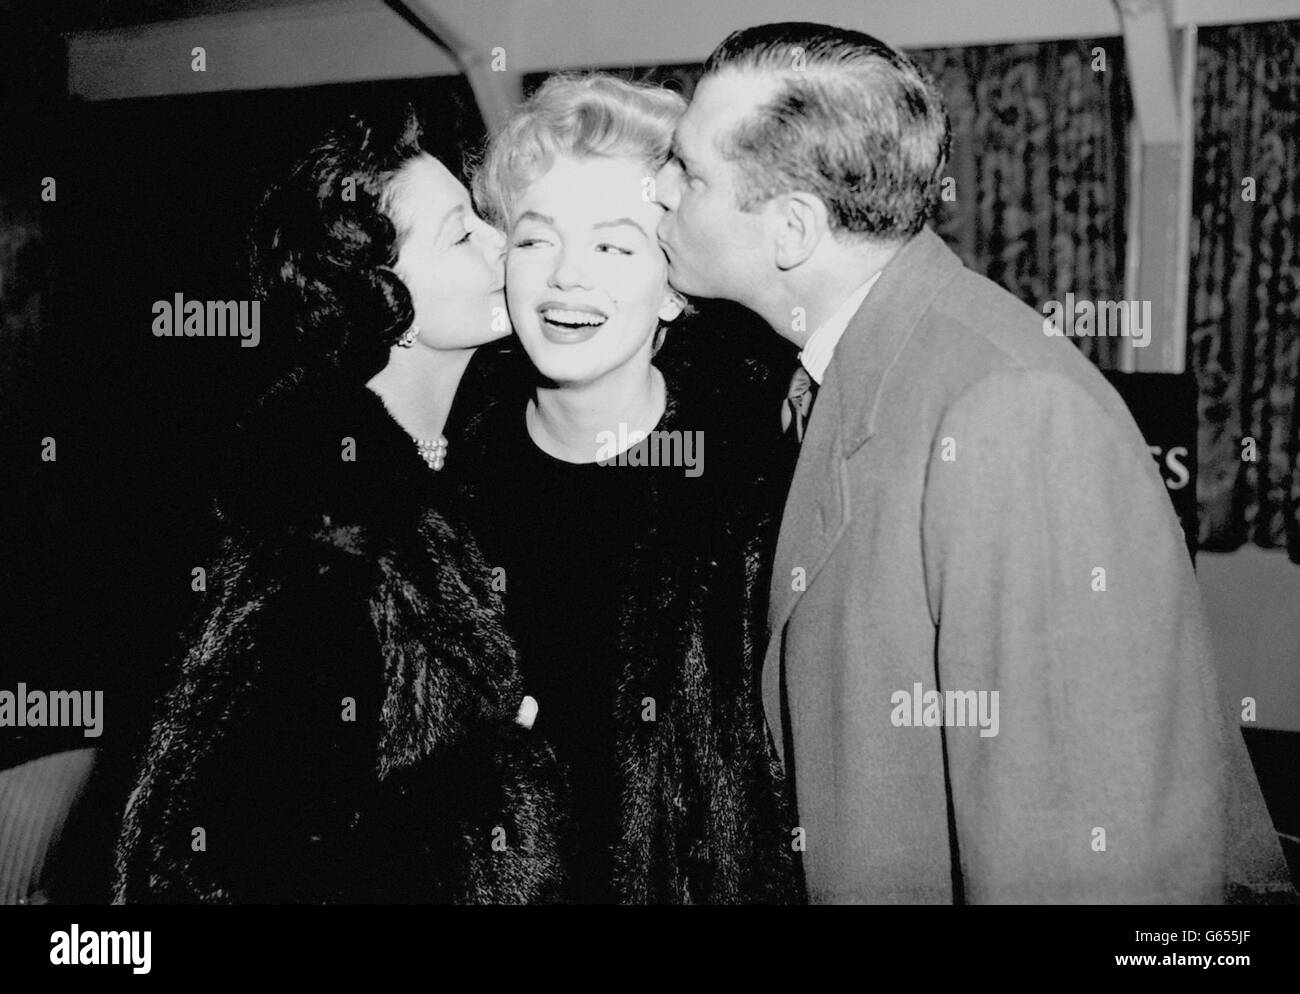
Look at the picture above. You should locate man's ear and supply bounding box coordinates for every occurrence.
[771,191,829,270]
[658,288,686,323]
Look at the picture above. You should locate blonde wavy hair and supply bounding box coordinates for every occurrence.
[472,72,685,227]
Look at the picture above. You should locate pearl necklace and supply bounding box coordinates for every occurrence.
[414,435,448,471]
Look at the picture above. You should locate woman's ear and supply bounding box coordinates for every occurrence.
[658,288,686,323]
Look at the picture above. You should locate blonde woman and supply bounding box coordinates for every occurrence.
[461,75,801,904]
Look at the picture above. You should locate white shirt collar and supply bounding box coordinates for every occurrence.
[798,270,883,384]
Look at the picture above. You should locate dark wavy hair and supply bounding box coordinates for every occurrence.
[247,103,429,382]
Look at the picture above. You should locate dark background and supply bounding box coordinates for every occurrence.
[3,25,485,744]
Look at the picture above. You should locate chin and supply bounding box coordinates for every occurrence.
[473,327,514,347]
[667,262,707,299]
[528,353,601,387]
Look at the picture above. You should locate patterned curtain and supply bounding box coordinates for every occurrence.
[911,40,1132,370]
[1191,21,1300,562]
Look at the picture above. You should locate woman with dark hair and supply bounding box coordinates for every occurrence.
[113,106,564,904]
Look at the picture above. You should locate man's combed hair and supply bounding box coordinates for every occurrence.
[472,73,686,229]
[247,104,426,382]
[704,22,951,241]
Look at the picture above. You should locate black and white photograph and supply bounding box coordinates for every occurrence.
[2,0,1299,975]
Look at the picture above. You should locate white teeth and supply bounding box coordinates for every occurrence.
[541,308,606,326]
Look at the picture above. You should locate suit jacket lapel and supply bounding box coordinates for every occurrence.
[761,228,966,751]
[766,371,850,646]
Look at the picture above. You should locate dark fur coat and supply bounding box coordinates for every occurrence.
[454,332,805,904]
[113,366,566,904]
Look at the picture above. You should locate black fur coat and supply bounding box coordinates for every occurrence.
[454,334,805,904]
[113,366,566,904]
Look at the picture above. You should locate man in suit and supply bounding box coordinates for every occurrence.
[654,21,1293,903]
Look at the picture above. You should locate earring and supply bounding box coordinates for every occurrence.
[397,324,420,348]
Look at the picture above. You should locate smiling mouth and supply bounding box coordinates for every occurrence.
[538,304,608,331]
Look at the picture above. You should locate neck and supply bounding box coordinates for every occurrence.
[529,357,664,463]
[757,238,902,347]
[366,343,475,443]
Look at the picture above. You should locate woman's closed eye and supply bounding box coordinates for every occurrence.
[453,229,473,246]
[596,242,634,256]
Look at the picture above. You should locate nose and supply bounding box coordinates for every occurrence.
[548,247,592,291]
[653,161,681,211]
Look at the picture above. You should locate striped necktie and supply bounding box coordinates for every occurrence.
[781,363,818,443]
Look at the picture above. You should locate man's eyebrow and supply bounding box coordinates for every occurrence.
[593,217,649,239]
[514,209,554,227]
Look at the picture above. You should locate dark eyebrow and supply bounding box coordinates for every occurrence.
[593,217,648,239]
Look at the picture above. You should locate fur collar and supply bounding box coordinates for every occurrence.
[215,366,434,537]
